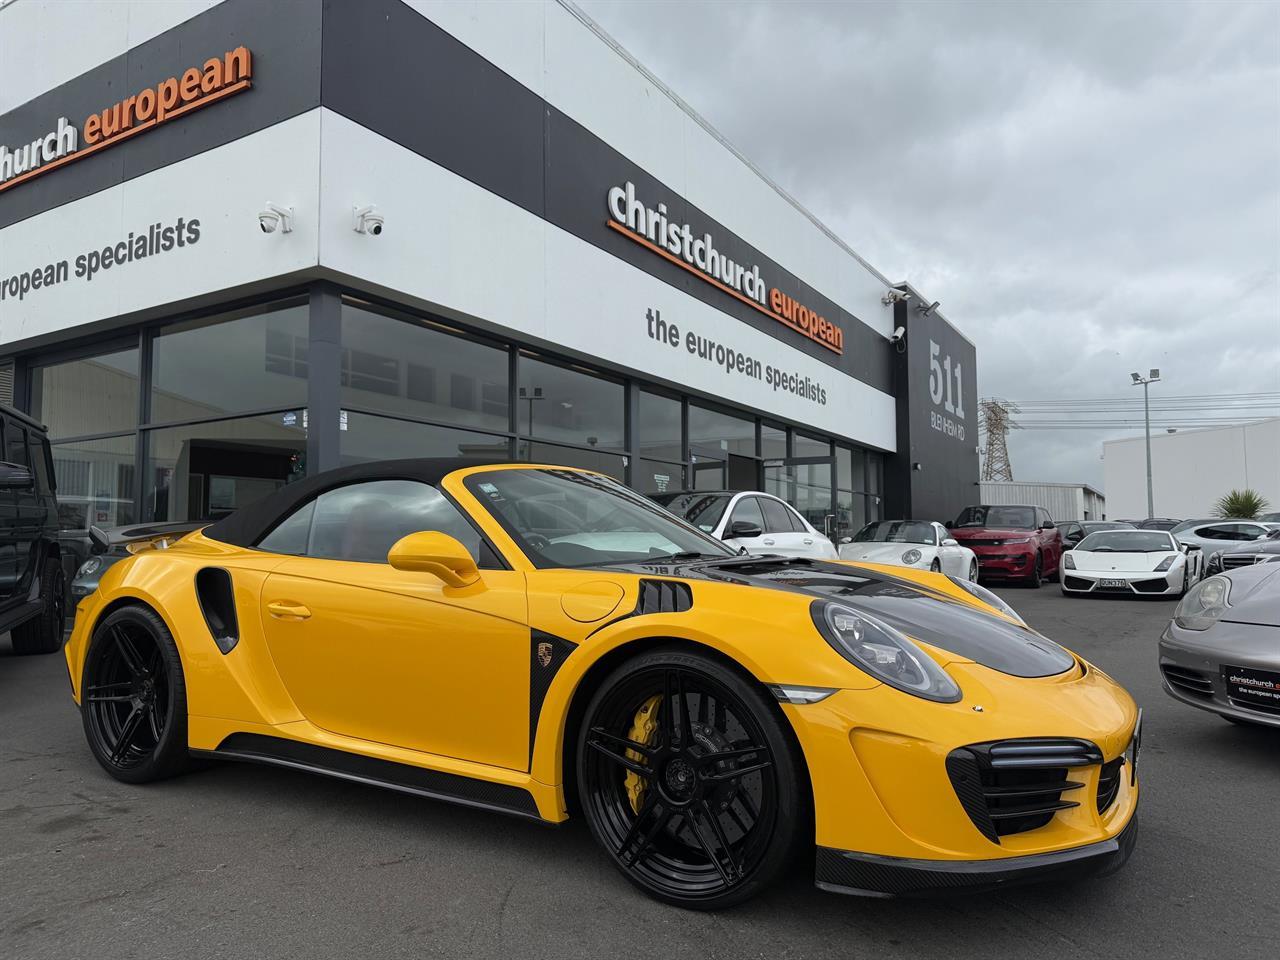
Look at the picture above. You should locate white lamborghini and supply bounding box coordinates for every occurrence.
[1061,528,1202,597]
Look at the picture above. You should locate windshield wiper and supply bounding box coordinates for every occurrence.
[593,551,725,567]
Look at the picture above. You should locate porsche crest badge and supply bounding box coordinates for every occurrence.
[537,641,554,669]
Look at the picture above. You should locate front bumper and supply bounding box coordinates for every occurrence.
[816,811,1138,898]
[1159,622,1280,728]
[969,547,1034,578]
[1062,569,1180,595]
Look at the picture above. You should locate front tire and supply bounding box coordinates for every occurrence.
[81,605,192,784]
[968,559,978,582]
[929,559,941,573]
[1027,553,1043,589]
[11,558,65,655]
[576,648,805,909]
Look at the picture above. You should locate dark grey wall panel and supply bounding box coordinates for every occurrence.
[319,0,892,395]
[0,0,323,230]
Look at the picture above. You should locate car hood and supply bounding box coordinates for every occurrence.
[1071,550,1174,573]
[839,542,933,562]
[1222,564,1280,627]
[600,556,1077,678]
[948,526,1034,540]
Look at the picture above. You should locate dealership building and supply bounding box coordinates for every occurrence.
[0,0,978,540]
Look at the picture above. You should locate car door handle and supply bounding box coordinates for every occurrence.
[803,538,814,545]
[763,538,775,545]
[267,600,311,620]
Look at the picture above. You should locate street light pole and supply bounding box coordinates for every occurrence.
[1130,369,1161,520]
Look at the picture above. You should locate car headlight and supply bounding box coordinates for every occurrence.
[1174,575,1231,630]
[946,575,1027,626]
[1153,556,1176,572]
[901,548,922,565]
[1004,537,1031,545]
[810,601,962,703]
[76,557,103,578]
[1063,553,1076,569]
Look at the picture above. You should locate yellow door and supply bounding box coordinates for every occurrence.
[260,557,530,771]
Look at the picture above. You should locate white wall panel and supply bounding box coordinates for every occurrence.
[0,110,321,345]
[0,0,220,113]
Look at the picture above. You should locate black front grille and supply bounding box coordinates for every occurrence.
[1132,577,1171,593]
[1064,575,1094,591]
[1228,696,1280,716]
[1096,758,1123,813]
[1222,554,1260,569]
[1162,664,1213,697]
[946,738,1102,842]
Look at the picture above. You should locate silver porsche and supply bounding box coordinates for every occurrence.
[1159,563,1280,728]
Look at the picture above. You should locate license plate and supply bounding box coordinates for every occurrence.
[1222,665,1280,710]
[1099,578,1128,589]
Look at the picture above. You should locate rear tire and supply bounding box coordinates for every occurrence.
[81,605,192,784]
[968,560,978,582]
[576,647,805,909]
[11,558,65,655]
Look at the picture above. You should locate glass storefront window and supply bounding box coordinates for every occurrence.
[50,435,137,529]
[144,412,307,522]
[688,404,755,457]
[31,347,139,439]
[518,355,624,451]
[760,424,787,460]
[518,441,626,481]
[637,391,683,462]
[340,411,510,463]
[634,459,684,495]
[340,305,510,434]
[150,302,308,424]
[793,432,831,460]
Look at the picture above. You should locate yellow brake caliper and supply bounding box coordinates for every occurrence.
[625,694,663,814]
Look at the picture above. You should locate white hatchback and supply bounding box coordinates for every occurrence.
[652,490,839,559]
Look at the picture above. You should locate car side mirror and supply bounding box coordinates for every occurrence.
[942,538,959,546]
[0,462,33,489]
[725,520,763,540]
[1041,521,1055,530]
[839,536,853,544]
[1185,543,1201,551]
[387,531,480,587]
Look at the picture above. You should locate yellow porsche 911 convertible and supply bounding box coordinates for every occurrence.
[65,460,1139,908]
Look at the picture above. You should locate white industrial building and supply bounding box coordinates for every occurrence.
[1103,418,1280,520]
[978,481,1106,522]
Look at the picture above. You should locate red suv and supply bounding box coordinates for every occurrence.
[946,504,1062,587]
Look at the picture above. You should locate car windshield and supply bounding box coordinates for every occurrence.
[852,521,937,545]
[650,492,732,533]
[1076,531,1175,553]
[468,469,737,568]
[1081,522,1135,532]
[1170,518,1215,534]
[953,506,1036,529]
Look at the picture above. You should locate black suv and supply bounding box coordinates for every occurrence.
[0,404,65,654]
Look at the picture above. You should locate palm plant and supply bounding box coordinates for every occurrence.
[1211,489,1271,519]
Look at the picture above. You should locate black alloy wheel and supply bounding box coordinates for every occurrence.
[968,559,979,582]
[11,558,66,655]
[1028,553,1043,589]
[82,605,192,784]
[577,648,804,909]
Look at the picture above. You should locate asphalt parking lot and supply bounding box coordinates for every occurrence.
[2,587,1277,960]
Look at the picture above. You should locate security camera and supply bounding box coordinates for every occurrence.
[258,202,294,234]
[353,205,384,236]
[917,300,941,317]
[889,326,906,344]
[881,289,912,306]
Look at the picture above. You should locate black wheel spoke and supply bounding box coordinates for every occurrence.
[664,669,692,748]
[695,744,764,767]
[112,627,147,679]
[685,807,733,886]
[147,702,163,742]
[586,735,653,778]
[703,760,772,783]
[698,798,744,879]
[736,790,761,822]
[87,680,133,694]
[110,704,148,764]
[618,795,673,865]
[724,797,753,835]
[588,726,656,760]
[85,692,135,703]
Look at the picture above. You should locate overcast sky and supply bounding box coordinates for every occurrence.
[577,0,1280,488]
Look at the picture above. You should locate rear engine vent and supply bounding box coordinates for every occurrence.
[946,738,1102,842]
[195,567,239,654]
[635,579,692,614]
[1161,664,1213,698]
[1096,757,1124,814]
[1222,555,1260,569]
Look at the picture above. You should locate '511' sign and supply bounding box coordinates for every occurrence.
[928,340,966,441]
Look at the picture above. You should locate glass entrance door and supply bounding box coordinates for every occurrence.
[763,457,835,538]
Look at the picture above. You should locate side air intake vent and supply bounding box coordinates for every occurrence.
[636,579,693,614]
[195,567,239,654]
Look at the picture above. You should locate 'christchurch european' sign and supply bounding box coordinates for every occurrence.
[607,182,844,354]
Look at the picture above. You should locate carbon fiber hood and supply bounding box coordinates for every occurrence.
[610,556,1077,678]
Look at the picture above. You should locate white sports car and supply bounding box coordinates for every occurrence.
[1061,528,1203,597]
[838,520,978,580]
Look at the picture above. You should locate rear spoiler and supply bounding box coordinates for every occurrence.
[88,521,205,554]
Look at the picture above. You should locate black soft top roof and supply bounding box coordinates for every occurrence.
[203,458,512,548]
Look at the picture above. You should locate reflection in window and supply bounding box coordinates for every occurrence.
[145,413,306,522]
[638,391,683,461]
[518,441,626,481]
[151,303,308,424]
[51,435,137,529]
[634,458,684,495]
[519,355,624,450]
[303,480,481,563]
[793,432,831,460]
[340,306,510,432]
[760,424,787,460]
[31,348,139,439]
[340,411,510,464]
[688,405,755,457]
